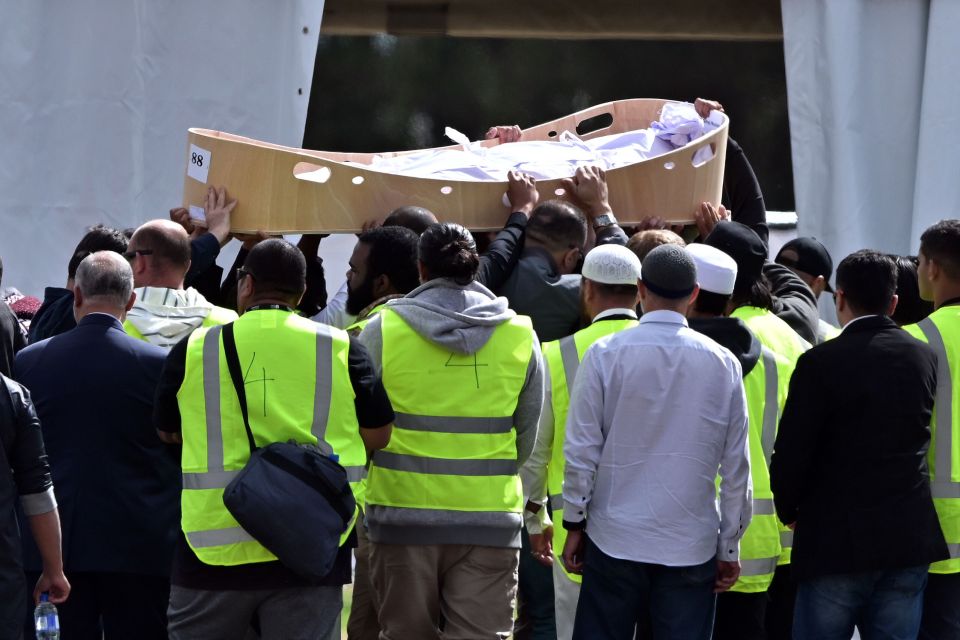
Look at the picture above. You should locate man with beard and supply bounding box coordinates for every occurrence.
[344,226,421,336]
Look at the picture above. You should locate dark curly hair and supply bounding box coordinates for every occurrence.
[418,223,480,285]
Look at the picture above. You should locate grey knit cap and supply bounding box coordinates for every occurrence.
[641,244,698,299]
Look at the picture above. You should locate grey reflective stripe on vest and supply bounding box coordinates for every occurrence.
[394,413,513,434]
[559,335,580,398]
[753,497,776,516]
[781,530,793,547]
[948,542,960,559]
[761,348,779,468]
[183,469,239,490]
[740,556,778,577]
[186,526,256,548]
[549,493,563,512]
[311,324,335,456]
[373,451,517,476]
[917,318,958,498]
[202,326,225,472]
[345,465,367,483]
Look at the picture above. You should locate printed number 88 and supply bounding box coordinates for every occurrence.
[191,152,204,167]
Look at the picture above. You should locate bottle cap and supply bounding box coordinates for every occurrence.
[40,593,49,603]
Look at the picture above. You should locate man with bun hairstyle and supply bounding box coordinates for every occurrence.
[562,244,751,640]
[520,244,641,640]
[359,222,544,640]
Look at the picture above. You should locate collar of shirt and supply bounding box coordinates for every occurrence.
[638,309,688,327]
[593,308,639,323]
[841,314,880,332]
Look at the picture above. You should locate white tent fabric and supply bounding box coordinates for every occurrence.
[0,1,324,297]
[782,0,960,264]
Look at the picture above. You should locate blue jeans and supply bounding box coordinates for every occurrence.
[793,565,928,640]
[572,537,716,640]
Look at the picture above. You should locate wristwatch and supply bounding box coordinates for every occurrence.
[592,212,617,229]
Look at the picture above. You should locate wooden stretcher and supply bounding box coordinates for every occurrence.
[181,98,728,233]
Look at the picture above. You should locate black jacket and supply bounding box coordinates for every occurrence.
[15,314,179,576]
[28,287,75,344]
[0,375,53,635]
[765,262,820,346]
[688,316,761,378]
[0,302,26,377]
[770,315,948,580]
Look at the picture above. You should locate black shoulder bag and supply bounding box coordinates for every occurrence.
[220,322,356,581]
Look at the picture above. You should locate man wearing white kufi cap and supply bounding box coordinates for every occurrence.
[686,242,794,640]
[519,243,641,640]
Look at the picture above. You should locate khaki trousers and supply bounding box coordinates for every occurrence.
[347,516,381,640]
[370,542,519,640]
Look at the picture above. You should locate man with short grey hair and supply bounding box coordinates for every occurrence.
[561,244,752,640]
[15,251,178,639]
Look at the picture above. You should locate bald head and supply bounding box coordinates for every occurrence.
[128,219,192,288]
[383,206,438,235]
[74,251,136,320]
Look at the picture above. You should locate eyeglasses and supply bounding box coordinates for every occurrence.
[122,249,153,261]
[236,267,256,281]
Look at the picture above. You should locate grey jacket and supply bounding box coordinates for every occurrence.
[359,278,544,548]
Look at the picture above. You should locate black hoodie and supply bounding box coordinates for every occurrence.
[688,316,761,378]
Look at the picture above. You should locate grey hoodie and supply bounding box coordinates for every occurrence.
[358,278,544,548]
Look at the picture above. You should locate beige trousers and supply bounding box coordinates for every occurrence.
[347,517,381,640]
[370,542,519,640]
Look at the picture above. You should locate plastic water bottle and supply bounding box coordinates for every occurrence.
[34,593,60,640]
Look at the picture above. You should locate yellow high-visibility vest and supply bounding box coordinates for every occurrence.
[543,318,638,584]
[731,345,793,592]
[732,305,809,565]
[365,309,535,515]
[177,309,366,566]
[905,307,960,574]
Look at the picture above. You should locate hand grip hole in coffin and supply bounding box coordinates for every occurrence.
[440,186,453,195]
[352,176,365,185]
[554,188,566,196]
[664,161,676,170]
[294,163,332,184]
[691,143,717,168]
[575,112,614,136]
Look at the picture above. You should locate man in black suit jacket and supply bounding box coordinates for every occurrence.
[770,250,948,639]
[15,251,177,640]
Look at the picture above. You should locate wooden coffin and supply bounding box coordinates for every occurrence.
[181,98,728,233]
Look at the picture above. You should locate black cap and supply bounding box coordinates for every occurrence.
[641,244,697,299]
[775,237,834,292]
[703,221,767,291]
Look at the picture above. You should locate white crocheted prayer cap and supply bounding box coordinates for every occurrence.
[582,244,642,286]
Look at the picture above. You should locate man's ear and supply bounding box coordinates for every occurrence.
[928,258,942,282]
[561,247,581,273]
[834,289,847,315]
[887,294,899,318]
[372,274,392,299]
[125,290,137,313]
[73,286,83,309]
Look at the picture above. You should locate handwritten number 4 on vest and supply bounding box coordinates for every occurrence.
[444,353,487,389]
[243,352,274,417]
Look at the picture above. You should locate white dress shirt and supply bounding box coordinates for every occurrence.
[521,309,638,508]
[563,310,752,565]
